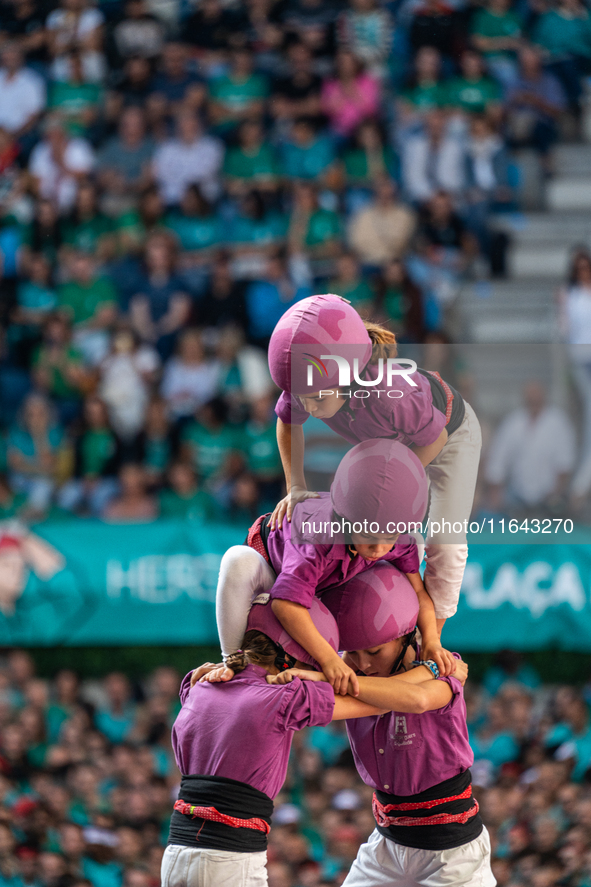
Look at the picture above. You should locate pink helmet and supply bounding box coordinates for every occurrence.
[331,439,428,530]
[246,595,339,669]
[268,294,372,395]
[322,562,419,651]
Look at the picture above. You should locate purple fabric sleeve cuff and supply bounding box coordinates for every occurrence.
[269,575,315,608]
[275,392,309,426]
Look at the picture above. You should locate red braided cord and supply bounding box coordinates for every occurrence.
[174,800,270,835]
[373,794,479,828]
[425,370,454,423]
[378,784,473,812]
[246,515,271,564]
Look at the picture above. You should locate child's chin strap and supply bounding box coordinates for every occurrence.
[390,627,418,676]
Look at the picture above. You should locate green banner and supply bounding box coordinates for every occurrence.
[2,520,591,650]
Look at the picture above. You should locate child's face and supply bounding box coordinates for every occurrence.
[350,533,399,560]
[298,390,346,420]
[347,637,404,677]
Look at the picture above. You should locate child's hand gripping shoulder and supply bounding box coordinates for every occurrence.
[420,640,458,678]
[190,662,235,686]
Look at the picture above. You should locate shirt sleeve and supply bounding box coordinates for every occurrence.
[434,653,463,714]
[389,387,448,448]
[279,677,335,731]
[269,540,322,607]
[179,671,193,705]
[388,538,420,574]
[275,391,309,426]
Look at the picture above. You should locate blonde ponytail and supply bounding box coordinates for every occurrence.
[363,321,398,362]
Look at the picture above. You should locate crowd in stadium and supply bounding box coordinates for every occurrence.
[2,0,591,520]
[0,649,589,887]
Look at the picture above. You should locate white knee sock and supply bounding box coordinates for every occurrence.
[215,545,277,658]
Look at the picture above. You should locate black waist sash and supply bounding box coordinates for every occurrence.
[168,775,273,853]
[375,769,482,851]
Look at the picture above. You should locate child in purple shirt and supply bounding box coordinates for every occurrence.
[163,595,450,887]
[274,562,495,887]
[216,438,456,699]
[267,294,482,635]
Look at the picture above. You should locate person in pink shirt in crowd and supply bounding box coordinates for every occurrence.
[162,595,450,887]
[215,437,456,700]
[267,294,482,638]
[275,562,494,887]
[321,51,381,138]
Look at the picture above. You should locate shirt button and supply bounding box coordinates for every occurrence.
[379,749,384,754]
[384,784,390,790]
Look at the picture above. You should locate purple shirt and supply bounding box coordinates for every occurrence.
[172,665,334,798]
[275,364,447,448]
[267,495,420,608]
[346,669,473,797]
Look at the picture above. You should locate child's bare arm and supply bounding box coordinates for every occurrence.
[405,572,456,677]
[269,420,319,530]
[271,598,359,696]
[411,428,448,467]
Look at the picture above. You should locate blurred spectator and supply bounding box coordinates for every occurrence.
[131,396,173,484]
[397,46,445,133]
[329,252,375,311]
[279,116,338,184]
[58,396,119,516]
[208,47,269,132]
[32,313,88,425]
[195,251,248,332]
[228,190,287,280]
[471,0,522,88]
[243,394,284,505]
[375,258,426,340]
[506,46,566,175]
[150,43,205,114]
[288,181,342,266]
[245,251,312,346]
[160,328,220,420]
[164,186,222,270]
[103,463,156,521]
[60,180,115,261]
[215,326,272,405]
[0,43,45,145]
[270,41,322,124]
[7,393,67,517]
[320,50,380,138]
[21,199,63,268]
[157,461,215,520]
[401,109,466,204]
[342,119,399,212]
[184,0,242,66]
[223,119,280,196]
[56,250,117,366]
[337,0,394,77]
[533,0,591,115]
[98,326,160,441]
[46,0,106,84]
[152,109,223,207]
[48,50,103,138]
[94,673,136,742]
[111,0,166,65]
[348,176,416,267]
[485,380,577,513]
[446,50,503,121]
[97,107,154,204]
[181,396,241,484]
[29,117,95,213]
[126,231,191,359]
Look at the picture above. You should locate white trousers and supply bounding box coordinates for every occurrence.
[343,828,496,887]
[424,401,482,620]
[161,844,268,887]
[216,545,276,659]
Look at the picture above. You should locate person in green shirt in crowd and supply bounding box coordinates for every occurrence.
[329,252,376,313]
[397,46,447,129]
[136,397,173,486]
[48,50,102,137]
[33,313,89,424]
[471,0,523,87]
[60,181,115,262]
[115,185,165,257]
[243,394,284,508]
[446,50,503,121]
[533,0,591,112]
[223,119,280,196]
[56,250,118,366]
[209,47,269,133]
[9,252,57,367]
[58,396,119,516]
[181,397,242,485]
[288,182,342,264]
[376,258,426,342]
[342,119,399,191]
[229,190,288,278]
[279,116,339,188]
[164,185,221,259]
[158,461,215,520]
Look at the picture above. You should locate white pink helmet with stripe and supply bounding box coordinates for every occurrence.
[331,438,428,529]
[322,562,419,651]
[268,294,372,395]
[246,594,339,669]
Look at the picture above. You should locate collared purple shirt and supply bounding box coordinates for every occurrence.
[346,669,473,797]
[267,496,420,609]
[275,364,447,448]
[172,665,334,798]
